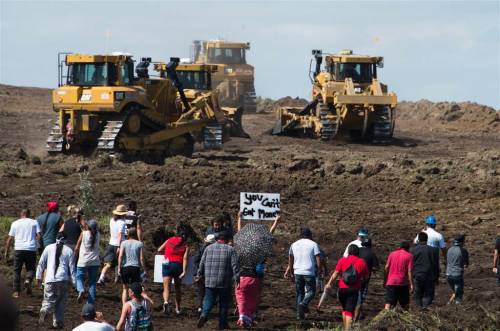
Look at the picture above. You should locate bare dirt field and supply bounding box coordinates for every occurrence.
[0,84,499,330]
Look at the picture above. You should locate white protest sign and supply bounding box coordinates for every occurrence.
[240,192,281,221]
[154,255,196,285]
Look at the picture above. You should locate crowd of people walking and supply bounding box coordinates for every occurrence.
[2,200,499,330]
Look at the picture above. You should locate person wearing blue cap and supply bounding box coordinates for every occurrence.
[72,303,113,331]
[343,227,369,257]
[414,215,447,260]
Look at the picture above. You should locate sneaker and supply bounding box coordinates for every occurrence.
[197,307,202,314]
[297,303,305,320]
[77,292,84,303]
[162,302,169,315]
[24,281,32,296]
[50,322,63,329]
[175,308,181,316]
[12,292,19,299]
[197,315,208,328]
[38,309,47,325]
[97,278,105,286]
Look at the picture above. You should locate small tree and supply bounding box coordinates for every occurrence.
[78,170,95,217]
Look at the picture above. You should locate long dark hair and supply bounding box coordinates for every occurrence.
[90,226,97,248]
[54,233,65,274]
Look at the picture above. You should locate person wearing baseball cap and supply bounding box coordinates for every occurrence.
[343,227,369,257]
[414,215,447,260]
[446,234,469,305]
[72,303,113,331]
[98,205,127,285]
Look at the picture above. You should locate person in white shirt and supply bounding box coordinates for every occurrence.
[72,303,114,331]
[4,209,41,298]
[36,232,75,329]
[98,205,127,285]
[414,215,447,260]
[284,227,321,320]
[343,227,369,257]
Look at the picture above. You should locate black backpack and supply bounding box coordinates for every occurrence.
[342,264,358,285]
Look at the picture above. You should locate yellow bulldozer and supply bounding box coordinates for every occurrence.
[154,62,249,138]
[191,40,256,112]
[47,53,227,159]
[273,49,397,143]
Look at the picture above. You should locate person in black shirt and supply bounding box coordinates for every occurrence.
[494,236,500,287]
[59,206,82,286]
[125,201,143,242]
[355,238,379,321]
[410,232,440,309]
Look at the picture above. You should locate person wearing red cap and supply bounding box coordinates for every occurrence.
[36,201,63,255]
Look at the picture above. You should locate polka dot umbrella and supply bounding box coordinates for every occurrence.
[233,223,274,267]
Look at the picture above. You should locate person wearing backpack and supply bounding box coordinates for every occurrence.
[323,244,368,331]
[116,282,152,331]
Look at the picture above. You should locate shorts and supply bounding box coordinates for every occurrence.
[338,288,359,317]
[162,262,182,278]
[103,245,119,267]
[121,266,141,284]
[357,283,369,305]
[385,285,410,307]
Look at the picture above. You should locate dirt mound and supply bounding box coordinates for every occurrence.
[256,96,308,113]
[397,100,500,134]
[0,84,52,114]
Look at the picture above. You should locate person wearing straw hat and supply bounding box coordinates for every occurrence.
[97,205,127,285]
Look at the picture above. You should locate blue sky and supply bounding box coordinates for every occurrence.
[1,0,499,108]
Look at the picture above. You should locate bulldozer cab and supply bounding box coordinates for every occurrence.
[60,53,134,87]
[192,40,250,65]
[322,50,384,83]
[175,64,218,91]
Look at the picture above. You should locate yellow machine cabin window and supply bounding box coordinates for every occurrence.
[331,63,376,83]
[207,48,246,64]
[120,61,134,85]
[67,63,118,86]
[177,71,209,90]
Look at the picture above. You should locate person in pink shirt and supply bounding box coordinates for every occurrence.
[384,241,414,310]
[323,245,369,331]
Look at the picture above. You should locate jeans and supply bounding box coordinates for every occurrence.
[41,281,68,327]
[413,277,435,308]
[447,275,464,303]
[295,274,316,312]
[202,287,231,329]
[76,266,99,304]
[13,250,36,292]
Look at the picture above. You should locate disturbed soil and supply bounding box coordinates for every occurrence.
[0,84,499,330]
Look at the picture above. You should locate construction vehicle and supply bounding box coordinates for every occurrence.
[155,62,249,138]
[273,49,397,143]
[47,53,226,159]
[191,40,256,112]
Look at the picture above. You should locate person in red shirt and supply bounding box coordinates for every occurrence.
[157,227,189,316]
[323,245,368,331]
[384,241,414,310]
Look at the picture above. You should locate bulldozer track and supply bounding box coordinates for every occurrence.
[203,124,223,150]
[319,102,338,141]
[371,106,393,144]
[97,121,124,150]
[46,124,63,153]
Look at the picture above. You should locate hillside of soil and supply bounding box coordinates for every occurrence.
[0,84,499,330]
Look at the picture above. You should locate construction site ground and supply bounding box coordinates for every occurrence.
[0,84,499,330]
